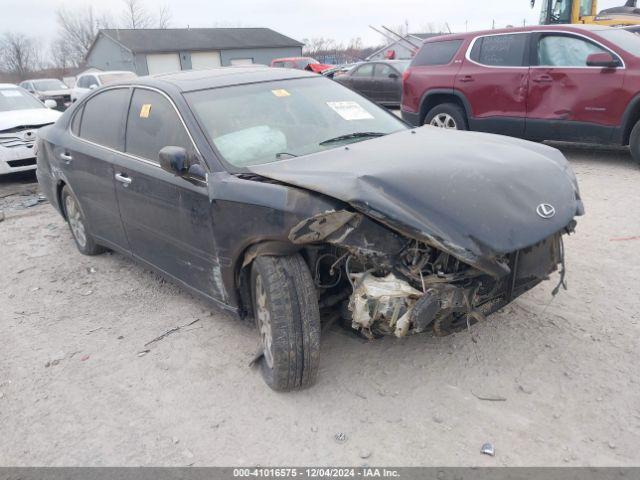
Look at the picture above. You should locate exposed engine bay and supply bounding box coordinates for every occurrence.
[291,210,567,338]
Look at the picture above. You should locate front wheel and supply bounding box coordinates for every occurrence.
[628,120,640,165]
[61,185,105,256]
[424,103,467,130]
[251,254,321,391]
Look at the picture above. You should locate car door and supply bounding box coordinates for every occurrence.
[525,32,626,142]
[458,32,530,137]
[62,87,131,250]
[113,87,220,300]
[373,63,401,105]
[341,63,375,99]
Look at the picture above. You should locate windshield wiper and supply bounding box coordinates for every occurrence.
[319,132,386,146]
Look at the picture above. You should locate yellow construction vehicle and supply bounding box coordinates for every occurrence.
[533,0,640,26]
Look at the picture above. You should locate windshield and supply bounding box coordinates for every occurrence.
[186,77,406,169]
[0,88,44,112]
[33,79,68,91]
[541,0,572,23]
[599,29,640,56]
[98,72,137,85]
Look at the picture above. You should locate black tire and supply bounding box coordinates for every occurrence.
[424,103,468,130]
[60,185,105,256]
[629,120,640,165]
[251,254,321,391]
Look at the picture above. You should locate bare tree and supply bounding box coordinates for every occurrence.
[0,32,42,79]
[55,6,104,67]
[49,37,74,72]
[121,0,153,29]
[157,4,172,29]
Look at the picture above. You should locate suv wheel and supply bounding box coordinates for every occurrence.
[251,254,321,391]
[61,185,105,256]
[629,119,640,165]
[424,103,467,130]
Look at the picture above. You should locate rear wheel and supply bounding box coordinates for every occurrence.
[61,185,105,256]
[424,103,467,130]
[251,254,321,391]
[628,120,640,165]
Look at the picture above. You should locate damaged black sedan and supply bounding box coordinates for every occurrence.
[36,67,584,391]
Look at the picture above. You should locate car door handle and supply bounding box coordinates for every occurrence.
[459,75,474,83]
[114,172,132,186]
[60,152,73,164]
[532,75,553,83]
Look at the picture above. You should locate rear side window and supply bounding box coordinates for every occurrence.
[412,40,463,66]
[470,34,528,67]
[78,88,130,149]
[125,88,194,163]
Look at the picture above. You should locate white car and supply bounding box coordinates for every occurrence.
[19,78,72,111]
[0,84,61,175]
[71,71,137,102]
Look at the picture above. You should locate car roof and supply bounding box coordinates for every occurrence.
[80,70,133,76]
[24,78,61,82]
[117,66,318,93]
[272,57,314,61]
[424,24,611,42]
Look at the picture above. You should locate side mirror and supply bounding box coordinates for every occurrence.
[89,84,98,90]
[159,146,190,175]
[388,72,399,79]
[586,52,619,68]
[44,99,57,109]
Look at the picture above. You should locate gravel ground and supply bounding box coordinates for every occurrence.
[1,144,639,466]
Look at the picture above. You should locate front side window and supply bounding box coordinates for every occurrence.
[412,39,464,67]
[78,88,130,149]
[537,34,608,66]
[0,88,45,111]
[125,88,194,163]
[186,77,406,169]
[374,64,395,77]
[470,34,528,67]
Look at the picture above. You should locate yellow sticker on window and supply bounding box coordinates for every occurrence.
[140,104,152,118]
[271,89,291,97]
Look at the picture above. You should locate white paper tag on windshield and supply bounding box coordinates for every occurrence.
[1,90,22,97]
[327,101,374,121]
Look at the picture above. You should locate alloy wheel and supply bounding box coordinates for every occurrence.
[430,113,458,129]
[255,274,274,368]
[64,195,87,248]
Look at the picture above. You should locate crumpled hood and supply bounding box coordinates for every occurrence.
[0,108,61,132]
[250,127,583,268]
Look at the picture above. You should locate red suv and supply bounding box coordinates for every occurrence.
[401,25,640,163]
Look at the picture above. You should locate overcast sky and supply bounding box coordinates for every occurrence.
[0,0,627,47]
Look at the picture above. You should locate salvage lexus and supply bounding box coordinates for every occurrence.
[36,67,584,391]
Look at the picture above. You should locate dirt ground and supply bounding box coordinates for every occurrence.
[1,143,639,467]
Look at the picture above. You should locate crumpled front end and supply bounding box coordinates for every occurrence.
[290,209,567,338]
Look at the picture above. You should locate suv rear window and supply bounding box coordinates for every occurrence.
[469,34,528,67]
[412,39,463,66]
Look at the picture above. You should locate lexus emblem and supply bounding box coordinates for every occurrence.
[536,203,556,219]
